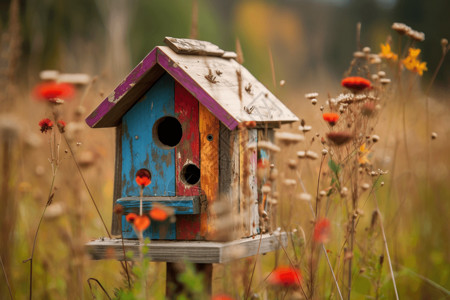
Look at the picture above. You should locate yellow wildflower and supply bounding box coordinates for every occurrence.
[407,48,421,59]
[358,143,371,165]
[379,43,398,61]
[402,48,427,76]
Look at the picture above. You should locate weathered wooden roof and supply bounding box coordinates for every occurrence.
[86,38,299,130]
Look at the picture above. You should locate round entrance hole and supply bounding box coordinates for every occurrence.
[153,116,182,148]
[181,164,200,185]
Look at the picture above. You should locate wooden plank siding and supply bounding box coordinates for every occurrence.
[199,104,220,239]
[112,124,123,235]
[239,129,259,237]
[174,82,201,240]
[218,125,240,241]
[121,73,177,239]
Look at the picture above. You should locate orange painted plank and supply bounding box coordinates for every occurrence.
[199,104,219,239]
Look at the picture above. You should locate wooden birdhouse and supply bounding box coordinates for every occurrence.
[85,37,298,243]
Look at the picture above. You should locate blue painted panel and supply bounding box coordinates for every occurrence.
[121,215,176,240]
[121,73,176,198]
[121,73,176,239]
[116,197,201,215]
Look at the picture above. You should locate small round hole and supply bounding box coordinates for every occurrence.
[153,116,183,148]
[135,168,152,187]
[207,134,214,141]
[181,164,200,185]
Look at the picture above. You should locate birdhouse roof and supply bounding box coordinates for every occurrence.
[85,37,299,130]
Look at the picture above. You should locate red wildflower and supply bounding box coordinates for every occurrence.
[314,218,331,244]
[39,118,53,133]
[57,120,66,133]
[268,266,302,287]
[33,82,75,102]
[133,215,150,232]
[125,213,138,224]
[322,113,339,126]
[212,294,235,300]
[149,206,168,221]
[135,168,151,187]
[341,76,371,92]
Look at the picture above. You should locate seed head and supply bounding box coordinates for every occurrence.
[353,51,365,58]
[392,22,411,35]
[431,132,438,140]
[371,135,380,142]
[311,98,317,105]
[305,92,319,99]
[363,47,371,54]
[326,131,353,146]
[361,183,370,190]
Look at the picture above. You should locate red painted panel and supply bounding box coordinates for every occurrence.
[175,82,201,240]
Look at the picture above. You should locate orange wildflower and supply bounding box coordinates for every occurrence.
[38,118,53,133]
[149,206,168,221]
[135,169,151,187]
[314,218,331,243]
[402,48,427,76]
[268,266,302,287]
[322,113,339,126]
[125,213,138,224]
[33,82,75,102]
[341,76,371,92]
[133,215,150,232]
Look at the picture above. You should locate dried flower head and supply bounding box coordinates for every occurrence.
[322,113,339,126]
[33,82,75,102]
[326,131,353,146]
[39,118,53,133]
[257,141,281,152]
[341,76,371,92]
[135,168,151,187]
[353,51,365,58]
[275,132,304,145]
[113,204,124,215]
[407,30,425,42]
[392,22,411,35]
[431,132,438,140]
[311,98,317,105]
[304,92,318,99]
[268,266,302,287]
[305,150,318,160]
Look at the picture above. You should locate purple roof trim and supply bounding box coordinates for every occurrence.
[156,49,239,130]
[85,49,158,127]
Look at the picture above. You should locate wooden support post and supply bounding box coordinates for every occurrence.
[166,262,212,298]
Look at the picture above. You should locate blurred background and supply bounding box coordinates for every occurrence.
[0,0,449,299]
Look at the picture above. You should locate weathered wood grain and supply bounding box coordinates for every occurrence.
[86,232,287,263]
[199,104,219,239]
[86,45,298,130]
[121,73,176,239]
[217,125,240,240]
[121,73,176,198]
[175,82,201,240]
[164,37,225,57]
[112,124,123,235]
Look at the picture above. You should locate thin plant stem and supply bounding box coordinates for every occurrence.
[62,134,111,238]
[87,277,112,300]
[24,171,57,300]
[139,187,143,216]
[245,233,263,300]
[117,215,131,289]
[372,191,399,300]
[0,254,13,300]
[322,244,344,300]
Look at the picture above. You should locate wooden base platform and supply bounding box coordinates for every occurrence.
[86,233,287,263]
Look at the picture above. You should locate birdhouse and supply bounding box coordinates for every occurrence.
[85,37,298,242]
